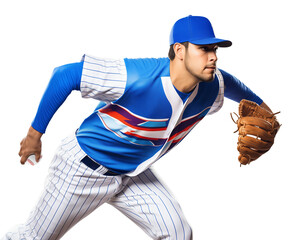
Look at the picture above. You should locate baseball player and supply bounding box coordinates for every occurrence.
[2,15,278,240]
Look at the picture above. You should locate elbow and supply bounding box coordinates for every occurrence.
[51,62,82,91]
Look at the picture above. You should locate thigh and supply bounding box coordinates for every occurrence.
[109,169,192,240]
[8,135,122,240]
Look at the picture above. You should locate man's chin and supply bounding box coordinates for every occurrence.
[200,75,215,83]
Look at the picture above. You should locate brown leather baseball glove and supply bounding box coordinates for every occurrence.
[231,99,280,165]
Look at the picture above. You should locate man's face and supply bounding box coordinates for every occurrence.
[184,43,218,83]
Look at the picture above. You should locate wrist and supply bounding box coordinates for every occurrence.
[28,126,43,139]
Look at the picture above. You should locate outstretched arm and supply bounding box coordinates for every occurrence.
[220,69,275,113]
[222,69,280,165]
[31,62,82,133]
[19,62,83,164]
[221,69,263,105]
[19,55,128,165]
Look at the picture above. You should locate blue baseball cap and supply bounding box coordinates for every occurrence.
[169,15,232,47]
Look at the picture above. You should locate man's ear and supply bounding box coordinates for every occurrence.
[173,43,185,60]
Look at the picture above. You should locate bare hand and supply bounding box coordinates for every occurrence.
[19,126,43,165]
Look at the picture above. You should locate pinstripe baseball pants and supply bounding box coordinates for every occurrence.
[3,134,192,240]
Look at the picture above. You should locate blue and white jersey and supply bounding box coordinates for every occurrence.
[76,55,225,176]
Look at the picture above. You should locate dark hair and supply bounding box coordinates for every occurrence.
[168,42,189,60]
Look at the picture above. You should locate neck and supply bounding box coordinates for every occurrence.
[169,60,199,93]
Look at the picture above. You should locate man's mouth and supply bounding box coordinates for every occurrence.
[205,65,216,70]
[205,66,216,72]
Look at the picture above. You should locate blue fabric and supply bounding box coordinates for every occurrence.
[31,62,82,133]
[29,57,263,174]
[76,58,172,173]
[30,61,263,136]
[220,69,263,105]
[173,86,191,103]
[76,58,221,173]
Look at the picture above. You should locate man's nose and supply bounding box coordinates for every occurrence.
[209,51,218,62]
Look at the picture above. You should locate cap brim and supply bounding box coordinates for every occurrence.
[190,38,232,47]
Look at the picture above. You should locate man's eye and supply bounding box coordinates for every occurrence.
[200,47,208,51]
[200,46,218,52]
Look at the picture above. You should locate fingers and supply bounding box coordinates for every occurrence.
[20,153,42,165]
[34,153,42,163]
[19,138,27,164]
[18,133,42,165]
[20,154,29,165]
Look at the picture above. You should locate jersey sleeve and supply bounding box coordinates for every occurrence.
[31,62,82,133]
[80,55,127,102]
[220,69,263,105]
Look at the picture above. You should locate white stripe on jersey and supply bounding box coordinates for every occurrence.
[80,55,127,102]
[207,69,224,115]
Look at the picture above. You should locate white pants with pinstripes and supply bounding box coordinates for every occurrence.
[2,134,192,240]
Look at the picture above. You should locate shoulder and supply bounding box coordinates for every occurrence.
[124,57,170,74]
[217,68,235,81]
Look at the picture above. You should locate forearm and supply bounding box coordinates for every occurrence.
[221,69,263,105]
[31,62,83,133]
[27,125,43,139]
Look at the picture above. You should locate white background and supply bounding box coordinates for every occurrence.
[0,0,296,239]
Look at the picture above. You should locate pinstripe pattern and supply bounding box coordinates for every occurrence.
[81,55,127,102]
[110,170,192,240]
[3,134,192,240]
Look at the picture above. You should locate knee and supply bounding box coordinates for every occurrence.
[179,223,193,240]
[161,221,193,240]
[177,218,192,240]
